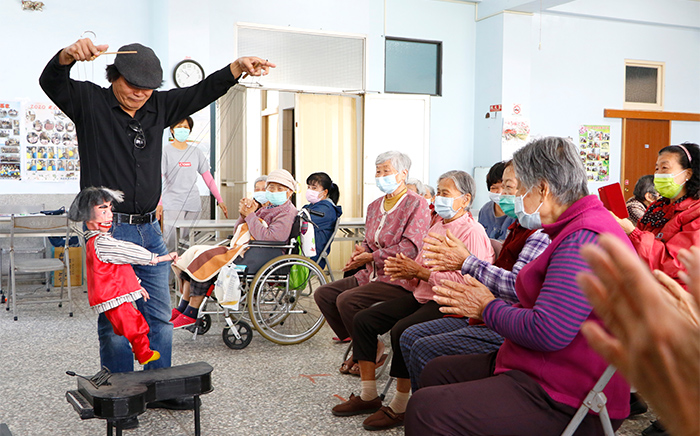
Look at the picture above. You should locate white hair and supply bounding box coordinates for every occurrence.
[375,151,411,177]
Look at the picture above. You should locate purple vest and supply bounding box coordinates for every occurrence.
[494,195,632,419]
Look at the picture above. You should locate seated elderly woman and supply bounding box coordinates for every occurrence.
[616,142,700,288]
[251,174,270,207]
[478,160,516,240]
[314,151,430,370]
[625,174,658,225]
[302,172,343,268]
[404,137,633,436]
[331,170,494,431]
[400,160,550,393]
[170,169,298,329]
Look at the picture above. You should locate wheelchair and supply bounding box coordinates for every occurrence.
[181,210,334,350]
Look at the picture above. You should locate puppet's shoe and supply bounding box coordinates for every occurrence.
[139,350,160,365]
[172,313,196,329]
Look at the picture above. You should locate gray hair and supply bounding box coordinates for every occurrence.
[68,187,124,222]
[425,184,435,197]
[438,170,475,208]
[407,178,428,196]
[512,136,589,206]
[375,151,411,177]
[254,175,268,186]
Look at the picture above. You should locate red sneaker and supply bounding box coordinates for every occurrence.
[170,308,182,322]
[172,313,196,329]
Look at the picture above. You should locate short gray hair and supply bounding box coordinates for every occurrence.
[407,178,428,196]
[254,175,268,186]
[512,136,589,206]
[425,184,435,197]
[438,170,475,208]
[376,151,411,177]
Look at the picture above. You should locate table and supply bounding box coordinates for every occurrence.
[173,217,366,250]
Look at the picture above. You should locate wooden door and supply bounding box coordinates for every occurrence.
[621,118,670,197]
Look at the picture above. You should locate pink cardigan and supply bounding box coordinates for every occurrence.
[356,190,430,289]
[412,213,494,303]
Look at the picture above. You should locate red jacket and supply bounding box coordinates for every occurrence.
[629,196,700,288]
[86,236,143,312]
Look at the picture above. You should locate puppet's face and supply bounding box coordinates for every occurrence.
[86,201,113,232]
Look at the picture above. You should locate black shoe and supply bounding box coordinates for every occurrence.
[641,420,668,436]
[115,416,139,430]
[629,392,648,417]
[147,397,197,410]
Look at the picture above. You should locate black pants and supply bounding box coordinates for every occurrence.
[353,293,443,379]
[405,352,624,436]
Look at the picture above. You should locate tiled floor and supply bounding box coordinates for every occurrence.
[0,283,654,435]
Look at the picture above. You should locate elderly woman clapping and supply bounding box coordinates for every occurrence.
[314,151,430,375]
[404,137,634,436]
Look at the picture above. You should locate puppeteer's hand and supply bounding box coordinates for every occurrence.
[230,57,276,80]
[140,287,150,301]
[59,38,109,65]
[155,205,163,221]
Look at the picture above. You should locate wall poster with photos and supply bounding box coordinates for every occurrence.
[24,102,79,181]
[579,125,610,182]
[0,101,22,180]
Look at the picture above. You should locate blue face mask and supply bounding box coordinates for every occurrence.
[514,189,544,230]
[376,173,400,194]
[253,191,268,205]
[488,192,501,204]
[498,195,518,219]
[266,190,288,206]
[434,195,464,220]
[173,127,190,143]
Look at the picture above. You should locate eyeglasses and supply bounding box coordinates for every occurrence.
[127,119,146,149]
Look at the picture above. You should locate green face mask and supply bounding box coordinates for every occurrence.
[498,195,518,219]
[654,170,688,199]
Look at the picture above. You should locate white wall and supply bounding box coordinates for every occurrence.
[527,11,700,193]
[1,0,478,198]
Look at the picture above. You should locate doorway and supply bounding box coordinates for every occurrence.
[621,118,670,196]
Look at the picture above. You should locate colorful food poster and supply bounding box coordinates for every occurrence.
[578,125,610,182]
[0,101,23,180]
[24,102,79,181]
[501,117,530,160]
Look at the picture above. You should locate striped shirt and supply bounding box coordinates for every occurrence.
[483,229,597,352]
[86,231,156,265]
[461,229,550,304]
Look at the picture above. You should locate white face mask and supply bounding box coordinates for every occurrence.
[513,188,544,230]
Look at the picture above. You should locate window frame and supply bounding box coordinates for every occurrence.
[384,36,443,97]
[624,59,665,111]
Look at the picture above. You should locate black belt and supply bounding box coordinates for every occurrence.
[113,210,157,225]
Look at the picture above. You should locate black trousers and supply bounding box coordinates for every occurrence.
[353,293,443,379]
[405,352,624,436]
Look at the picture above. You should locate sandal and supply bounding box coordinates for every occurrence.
[349,353,387,376]
[339,357,354,374]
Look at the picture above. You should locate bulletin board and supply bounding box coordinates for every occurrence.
[0,100,79,182]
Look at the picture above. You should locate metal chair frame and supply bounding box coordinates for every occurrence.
[8,214,74,320]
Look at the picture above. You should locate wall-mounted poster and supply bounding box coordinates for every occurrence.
[501,117,530,160]
[0,101,22,180]
[578,125,610,182]
[23,102,79,181]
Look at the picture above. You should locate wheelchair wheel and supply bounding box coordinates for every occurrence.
[247,255,326,345]
[222,320,253,349]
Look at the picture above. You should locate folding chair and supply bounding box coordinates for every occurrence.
[0,205,45,305]
[560,364,616,436]
[8,214,74,321]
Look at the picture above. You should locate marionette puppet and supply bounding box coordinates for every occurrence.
[68,187,178,365]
